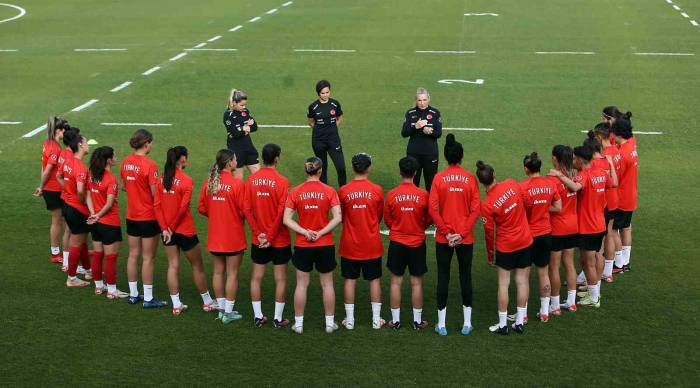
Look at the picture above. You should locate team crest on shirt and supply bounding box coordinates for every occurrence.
[427,114,433,120]
[330,109,336,115]
[226,120,232,125]
[242,111,248,117]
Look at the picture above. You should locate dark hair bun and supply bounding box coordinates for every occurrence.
[530,151,538,160]
[446,133,456,144]
[476,160,486,169]
[624,111,632,119]
[587,130,595,140]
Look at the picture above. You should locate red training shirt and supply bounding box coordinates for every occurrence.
[88,170,121,227]
[549,175,578,236]
[481,179,533,262]
[519,176,561,237]
[243,167,291,248]
[61,156,89,215]
[339,178,384,260]
[155,168,196,236]
[617,140,638,211]
[197,170,247,252]
[384,181,431,247]
[41,139,62,192]
[601,146,621,210]
[429,165,481,244]
[574,166,612,234]
[120,153,159,221]
[285,180,340,248]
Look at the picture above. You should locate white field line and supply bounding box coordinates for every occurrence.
[634,52,694,56]
[267,8,278,14]
[184,48,238,52]
[691,20,699,26]
[110,81,132,92]
[666,0,673,3]
[23,124,47,138]
[169,52,188,61]
[464,13,498,16]
[249,16,261,22]
[536,51,595,55]
[207,35,222,42]
[0,49,18,52]
[229,25,243,32]
[416,50,476,54]
[579,130,663,135]
[673,5,681,10]
[194,42,207,48]
[74,48,128,52]
[0,3,26,24]
[444,127,494,131]
[142,66,161,76]
[0,121,21,124]
[101,122,172,127]
[71,99,99,112]
[282,1,293,6]
[681,12,690,18]
[259,124,308,128]
[294,49,356,53]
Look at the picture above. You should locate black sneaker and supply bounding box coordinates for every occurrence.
[489,324,509,335]
[511,323,525,334]
[612,265,625,274]
[254,316,268,327]
[387,320,401,330]
[273,318,289,328]
[623,264,631,272]
[412,320,428,330]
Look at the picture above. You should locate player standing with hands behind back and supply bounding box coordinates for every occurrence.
[307,80,346,187]
[402,87,442,191]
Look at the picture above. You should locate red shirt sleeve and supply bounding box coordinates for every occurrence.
[243,181,261,237]
[428,180,452,236]
[235,181,246,218]
[383,194,393,229]
[459,180,482,238]
[481,203,495,265]
[329,187,340,207]
[285,188,296,209]
[147,161,159,186]
[170,178,193,232]
[197,180,209,217]
[266,183,288,242]
[375,185,384,223]
[154,180,167,230]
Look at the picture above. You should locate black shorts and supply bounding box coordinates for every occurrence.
[604,207,614,225]
[579,232,605,251]
[63,204,90,234]
[551,234,578,252]
[126,219,161,238]
[91,223,122,245]
[165,233,199,251]
[231,147,259,168]
[387,241,428,277]
[292,245,336,273]
[341,257,382,280]
[496,245,532,270]
[251,244,292,265]
[531,234,552,267]
[210,250,244,257]
[42,190,62,210]
[612,210,633,230]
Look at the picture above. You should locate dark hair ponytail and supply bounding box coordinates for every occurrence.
[261,143,281,166]
[444,133,464,165]
[523,151,541,173]
[612,118,633,139]
[89,146,114,182]
[475,160,495,185]
[62,126,80,146]
[552,144,574,176]
[69,134,86,153]
[163,146,188,191]
[584,131,602,153]
[129,129,153,150]
[574,145,593,162]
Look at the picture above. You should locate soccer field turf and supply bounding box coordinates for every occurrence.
[2,0,699,386]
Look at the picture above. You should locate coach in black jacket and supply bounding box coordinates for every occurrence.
[401,87,442,191]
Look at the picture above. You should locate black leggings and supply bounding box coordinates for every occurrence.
[436,243,473,310]
[408,153,438,192]
[313,140,346,186]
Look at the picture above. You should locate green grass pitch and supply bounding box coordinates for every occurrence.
[1,0,699,386]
